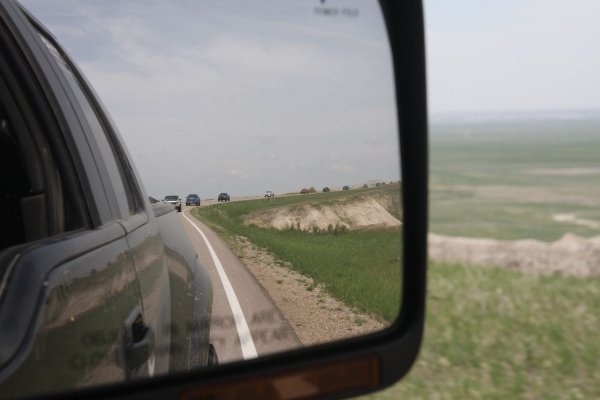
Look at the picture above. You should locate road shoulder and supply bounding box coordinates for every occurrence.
[230,235,386,346]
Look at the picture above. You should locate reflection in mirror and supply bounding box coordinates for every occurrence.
[5,0,401,397]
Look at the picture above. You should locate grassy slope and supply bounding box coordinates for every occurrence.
[192,185,402,322]
[363,118,600,399]
[430,119,600,241]
[364,262,600,400]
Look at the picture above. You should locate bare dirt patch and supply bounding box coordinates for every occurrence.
[553,213,600,229]
[232,236,386,346]
[429,232,600,277]
[431,183,599,206]
[244,198,401,232]
[523,167,600,176]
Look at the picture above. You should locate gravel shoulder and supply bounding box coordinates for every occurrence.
[229,235,386,346]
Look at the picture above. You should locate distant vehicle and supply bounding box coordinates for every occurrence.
[264,191,275,197]
[218,193,230,202]
[163,195,182,212]
[363,184,368,188]
[343,185,350,191]
[300,188,309,194]
[186,194,201,206]
[322,187,330,192]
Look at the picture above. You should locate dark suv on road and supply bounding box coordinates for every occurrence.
[186,194,201,206]
[218,193,230,202]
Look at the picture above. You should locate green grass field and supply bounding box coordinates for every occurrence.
[192,184,402,322]
[430,116,600,240]
[363,114,600,399]
[363,261,600,400]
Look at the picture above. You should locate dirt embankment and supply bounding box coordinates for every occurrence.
[242,191,599,277]
[429,233,600,277]
[232,194,399,345]
[244,197,401,231]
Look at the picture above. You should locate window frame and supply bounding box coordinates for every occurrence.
[37,32,145,221]
[15,7,150,231]
[0,8,90,244]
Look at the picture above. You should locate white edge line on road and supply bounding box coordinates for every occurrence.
[182,211,258,360]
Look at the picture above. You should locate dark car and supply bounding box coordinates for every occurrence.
[343,185,350,191]
[363,184,369,189]
[300,188,309,194]
[163,195,182,212]
[186,193,201,206]
[322,187,330,192]
[218,192,230,202]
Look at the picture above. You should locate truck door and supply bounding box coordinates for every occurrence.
[17,8,174,380]
[0,2,150,397]
[29,25,173,380]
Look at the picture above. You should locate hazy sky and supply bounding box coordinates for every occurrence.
[425,0,600,114]
[19,0,600,197]
[20,0,399,198]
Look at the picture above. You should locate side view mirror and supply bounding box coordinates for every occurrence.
[95,1,426,398]
[0,0,426,399]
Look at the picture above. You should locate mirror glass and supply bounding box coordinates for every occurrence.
[9,0,401,395]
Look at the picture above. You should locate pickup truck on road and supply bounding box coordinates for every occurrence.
[0,2,215,398]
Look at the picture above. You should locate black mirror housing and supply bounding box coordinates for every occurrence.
[48,0,427,398]
[2,0,427,398]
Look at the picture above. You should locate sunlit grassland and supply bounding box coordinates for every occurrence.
[430,117,600,241]
[192,185,402,322]
[361,115,600,399]
[363,262,600,399]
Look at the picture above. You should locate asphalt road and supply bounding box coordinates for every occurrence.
[178,206,301,364]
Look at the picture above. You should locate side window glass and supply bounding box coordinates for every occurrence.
[40,35,136,218]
